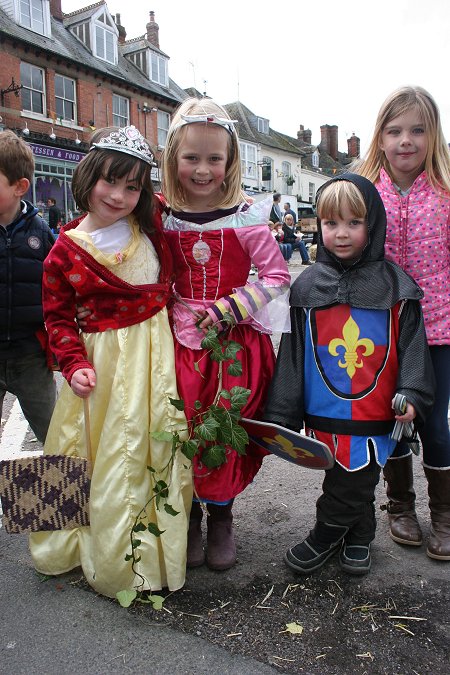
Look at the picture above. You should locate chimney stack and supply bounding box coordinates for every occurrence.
[297,125,312,144]
[347,133,360,159]
[146,11,160,48]
[50,0,63,20]
[115,14,126,44]
[320,124,338,161]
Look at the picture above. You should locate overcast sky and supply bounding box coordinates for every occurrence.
[62,0,450,155]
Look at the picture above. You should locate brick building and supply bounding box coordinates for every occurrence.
[0,0,185,221]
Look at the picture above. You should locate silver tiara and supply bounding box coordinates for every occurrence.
[90,126,155,165]
[174,113,238,135]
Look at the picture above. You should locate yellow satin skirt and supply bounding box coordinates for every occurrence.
[29,309,192,598]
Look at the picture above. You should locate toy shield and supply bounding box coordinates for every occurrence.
[241,418,333,470]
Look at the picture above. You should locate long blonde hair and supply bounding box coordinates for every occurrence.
[161,98,245,210]
[357,86,450,194]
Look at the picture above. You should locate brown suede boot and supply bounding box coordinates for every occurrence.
[187,501,205,568]
[424,467,450,561]
[381,455,422,546]
[206,502,236,571]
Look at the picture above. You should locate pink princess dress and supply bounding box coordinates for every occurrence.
[162,196,290,503]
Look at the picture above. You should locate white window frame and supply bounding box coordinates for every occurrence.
[257,117,269,134]
[312,150,319,168]
[157,110,170,148]
[20,62,46,116]
[112,94,129,127]
[309,182,316,203]
[150,52,168,87]
[240,142,257,180]
[16,0,51,36]
[93,8,117,64]
[55,74,76,122]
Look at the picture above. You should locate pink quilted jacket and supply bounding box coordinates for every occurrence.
[377,168,450,346]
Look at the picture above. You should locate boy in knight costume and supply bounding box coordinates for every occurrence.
[264,173,434,576]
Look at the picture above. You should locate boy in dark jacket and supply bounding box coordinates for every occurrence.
[0,130,56,443]
[264,174,434,576]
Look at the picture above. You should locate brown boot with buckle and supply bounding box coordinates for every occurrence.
[381,455,422,546]
[187,501,205,568]
[206,501,236,571]
[424,467,450,561]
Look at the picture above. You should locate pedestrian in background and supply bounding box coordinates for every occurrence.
[159,97,290,571]
[283,213,312,265]
[0,130,56,444]
[29,125,192,599]
[264,174,434,576]
[47,197,61,234]
[357,86,450,561]
[270,192,283,223]
[283,201,297,223]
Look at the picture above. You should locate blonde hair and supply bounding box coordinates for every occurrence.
[317,181,367,220]
[357,86,450,193]
[161,98,245,210]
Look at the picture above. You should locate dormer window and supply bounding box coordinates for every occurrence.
[312,149,320,168]
[94,9,117,64]
[151,52,168,87]
[15,0,51,37]
[257,117,269,134]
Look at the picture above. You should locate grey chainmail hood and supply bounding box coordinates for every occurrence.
[290,173,423,309]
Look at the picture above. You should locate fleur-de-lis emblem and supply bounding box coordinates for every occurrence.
[328,316,374,379]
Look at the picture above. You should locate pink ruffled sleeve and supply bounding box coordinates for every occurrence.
[206,224,291,333]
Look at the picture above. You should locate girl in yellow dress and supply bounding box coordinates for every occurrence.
[29,126,192,598]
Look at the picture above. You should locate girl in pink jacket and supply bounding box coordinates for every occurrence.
[357,86,450,562]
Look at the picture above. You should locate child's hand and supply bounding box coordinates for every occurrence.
[197,314,214,330]
[392,397,416,422]
[71,368,96,398]
[76,304,91,328]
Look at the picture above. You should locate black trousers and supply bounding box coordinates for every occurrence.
[316,446,381,545]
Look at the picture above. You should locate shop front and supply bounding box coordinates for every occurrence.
[26,143,86,225]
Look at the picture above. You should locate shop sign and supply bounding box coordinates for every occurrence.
[29,143,85,163]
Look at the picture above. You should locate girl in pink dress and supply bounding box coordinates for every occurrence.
[158,98,290,570]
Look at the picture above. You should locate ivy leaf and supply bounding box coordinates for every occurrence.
[230,423,249,455]
[181,439,199,460]
[169,397,185,411]
[132,522,147,533]
[164,503,180,517]
[193,361,204,378]
[230,386,251,408]
[210,348,225,363]
[219,390,231,400]
[148,522,165,537]
[201,444,227,468]
[153,480,169,499]
[125,553,133,561]
[146,465,156,473]
[194,416,220,441]
[216,420,233,445]
[116,589,137,608]
[131,539,141,549]
[207,406,228,426]
[227,360,242,377]
[194,400,202,410]
[151,430,175,442]
[201,329,220,350]
[148,594,165,610]
[223,341,242,360]
[227,408,242,423]
[285,622,304,635]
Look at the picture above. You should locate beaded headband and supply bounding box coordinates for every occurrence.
[174,113,238,136]
[90,125,155,165]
